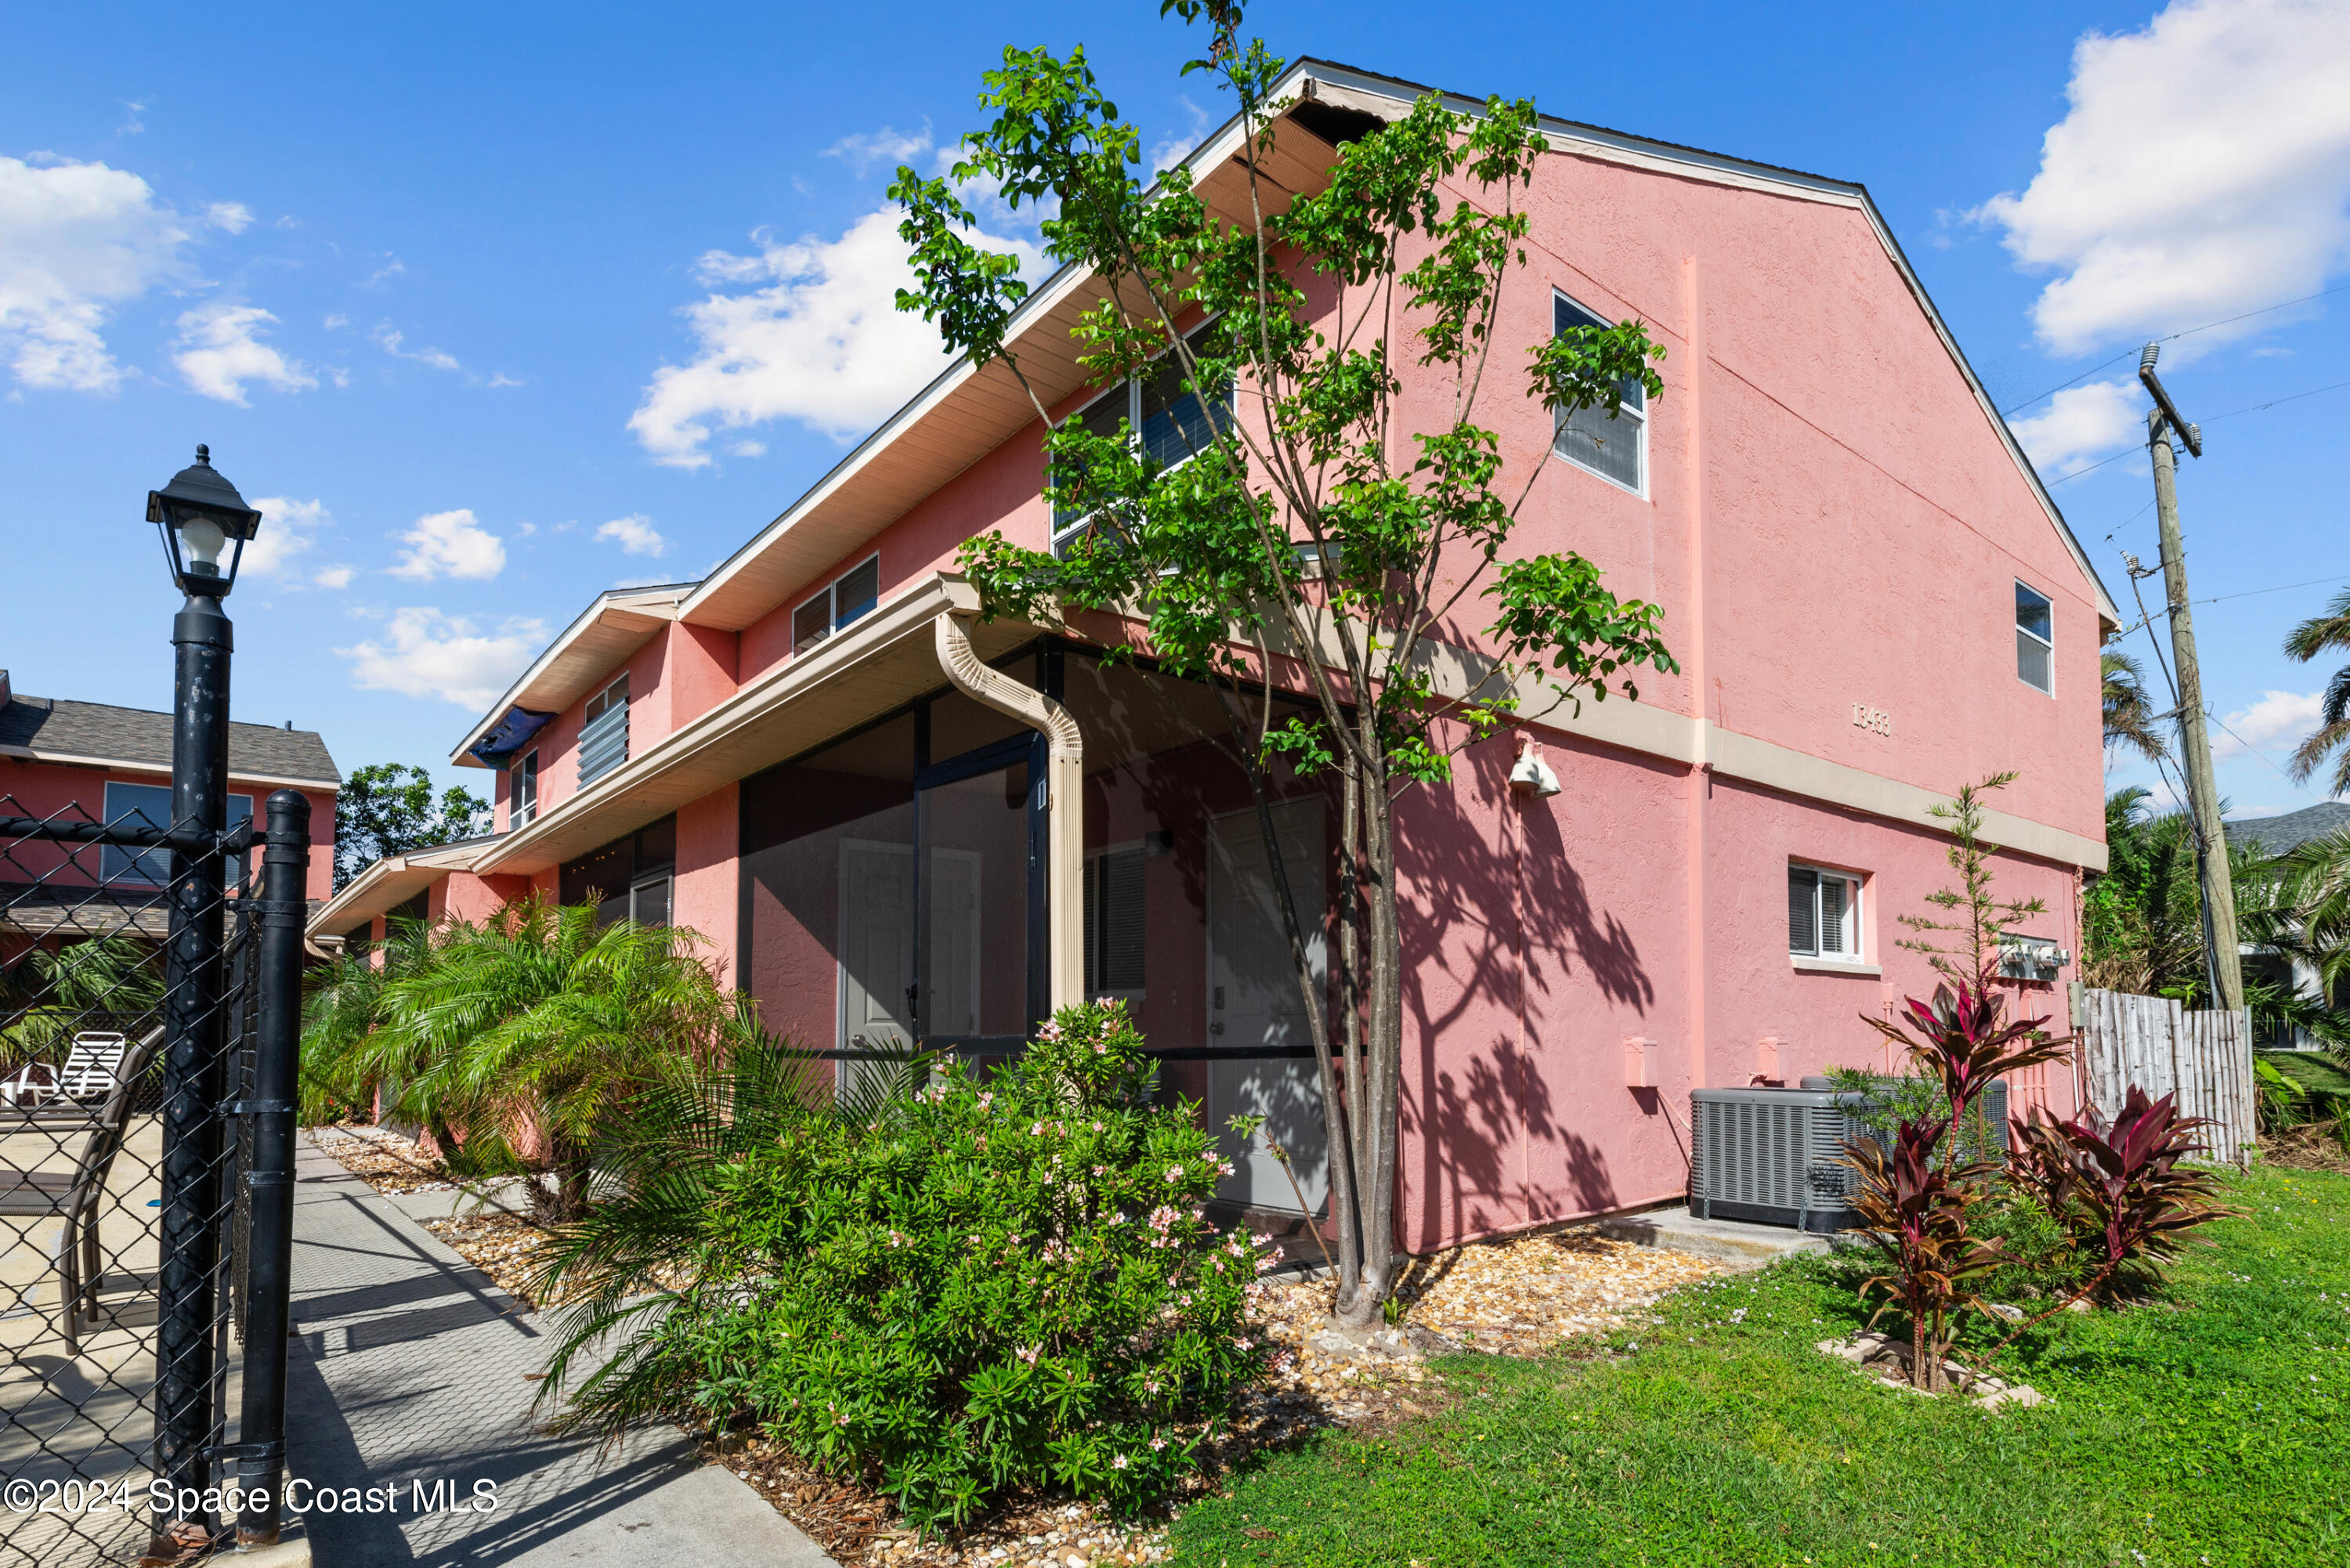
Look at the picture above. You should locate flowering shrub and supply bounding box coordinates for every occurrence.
[604,1002,1268,1528]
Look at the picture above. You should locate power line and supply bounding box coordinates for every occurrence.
[2047,374,2350,486]
[2105,573,2350,641]
[1999,280,2350,417]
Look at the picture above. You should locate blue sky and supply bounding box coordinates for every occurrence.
[5,0,2345,818]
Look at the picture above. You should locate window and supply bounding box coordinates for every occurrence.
[1788,864,1861,960]
[2016,580,2053,695]
[1083,846,1147,995]
[559,815,675,927]
[102,781,252,887]
[1553,291,1647,494]
[512,750,539,829]
[1051,321,1235,556]
[793,554,882,655]
[578,674,630,789]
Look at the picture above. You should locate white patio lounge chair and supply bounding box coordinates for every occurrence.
[56,1032,130,1103]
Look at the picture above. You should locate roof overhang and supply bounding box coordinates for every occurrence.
[472,573,1036,876]
[0,743,338,792]
[674,56,2117,642]
[450,583,698,768]
[306,837,496,939]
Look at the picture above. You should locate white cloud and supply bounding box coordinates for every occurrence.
[2010,379,2146,475]
[1975,0,2350,356]
[363,258,404,287]
[825,123,932,177]
[172,301,316,404]
[117,101,147,137]
[312,564,355,590]
[372,324,461,371]
[338,607,548,709]
[1148,96,1212,177]
[389,508,505,581]
[206,201,252,234]
[0,154,193,391]
[243,496,331,579]
[2211,689,2325,757]
[629,208,1046,465]
[596,514,667,557]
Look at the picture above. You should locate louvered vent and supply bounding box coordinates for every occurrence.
[1690,1082,2010,1233]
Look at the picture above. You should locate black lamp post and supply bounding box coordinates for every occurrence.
[146,446,259,1561]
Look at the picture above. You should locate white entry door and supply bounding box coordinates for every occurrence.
[837,840,914,1091]
[1206,799,1328,1212]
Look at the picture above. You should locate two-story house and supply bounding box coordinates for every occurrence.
[312,60,2112,1252]
[0,668,340,951]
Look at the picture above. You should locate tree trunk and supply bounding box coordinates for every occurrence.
[1333,763,1404,1328]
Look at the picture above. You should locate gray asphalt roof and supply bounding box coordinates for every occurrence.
[0,693,340,785]
[2222,800,2350,857]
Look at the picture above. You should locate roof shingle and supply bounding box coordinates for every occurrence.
[0,694,340,786]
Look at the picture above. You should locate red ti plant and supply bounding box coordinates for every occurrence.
[2005,1086,2231,1312]
[1845,1118,2008,1391]
[1863,982,2073,1139]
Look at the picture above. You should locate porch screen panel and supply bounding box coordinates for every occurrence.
[918,761,1032,1040]
[740,714,919,1066]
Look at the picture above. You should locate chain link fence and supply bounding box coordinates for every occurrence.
[2,787,306,1566]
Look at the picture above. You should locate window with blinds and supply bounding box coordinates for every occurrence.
[1083,846,1148,995]
[512,750,539,827]
[2016,580,2053,695]
[1553,291,1647,494]
[577,674,631,789]
[793,555,883,656]
[1050,320,1235,556]
[1788,864,1862,959]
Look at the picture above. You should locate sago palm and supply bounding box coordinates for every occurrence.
[2283,587,2350,796]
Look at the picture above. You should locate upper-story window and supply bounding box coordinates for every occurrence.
[2016,580,2053,695]
[1788,863,1862,960]
[512,749,539,829]
[793,555,881,656]
[1553,291,1647,495]
[578,674,630,789]
[102,780,252,887]
[1051,321,1235,556]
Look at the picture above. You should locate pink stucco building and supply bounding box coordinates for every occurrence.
[312,62,2110,1253]
[0,667,340,952]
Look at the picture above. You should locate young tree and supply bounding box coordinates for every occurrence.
[1896,773,2048,989]
[891,3,1676,1324]
[334,762,492,891]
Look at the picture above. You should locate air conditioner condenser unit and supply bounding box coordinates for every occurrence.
[1688,1081,2009,1232]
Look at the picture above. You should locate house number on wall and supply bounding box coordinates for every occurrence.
[1851,703,1893,737]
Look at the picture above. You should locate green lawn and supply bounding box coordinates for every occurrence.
[1170,1166,2350,1567]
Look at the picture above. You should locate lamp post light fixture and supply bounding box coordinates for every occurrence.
[144,443,268,1562]
[147,443,262,598]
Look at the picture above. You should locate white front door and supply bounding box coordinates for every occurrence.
[838,840,914,1090]
[1206,799,1328,1212]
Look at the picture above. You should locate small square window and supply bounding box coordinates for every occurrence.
[792,593,831,654]
[793,555,882,654]
[1789,864,1862,959]
[2015,580,2053,694]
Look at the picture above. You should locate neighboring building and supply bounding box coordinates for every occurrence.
[311,61,2110,1252]
[2225,800,2350,1048]
[0,668,341,945]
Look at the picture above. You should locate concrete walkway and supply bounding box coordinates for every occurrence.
[287,1135,835,1567]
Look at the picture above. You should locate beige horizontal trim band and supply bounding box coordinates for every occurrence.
[0,746,339,792]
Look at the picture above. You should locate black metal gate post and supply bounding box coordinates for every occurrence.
[234,790,309,1547]
[148,588,234,1561]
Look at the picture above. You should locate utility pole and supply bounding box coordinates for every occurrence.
[2138,343,2243,1015]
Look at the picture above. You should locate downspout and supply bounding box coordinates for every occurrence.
[935,612,1085,1010]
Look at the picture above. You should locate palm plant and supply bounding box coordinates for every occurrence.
[528,1031,931,1436]
[2101,649,2168,764]
[1,933,164,1072]
[367,898,741,1220]
[2283,587,2350,796]
[298,913,441,1127]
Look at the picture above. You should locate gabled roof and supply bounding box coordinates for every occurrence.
[448,582,698,768]
[669,56,2117,644]
[0,692,340,788]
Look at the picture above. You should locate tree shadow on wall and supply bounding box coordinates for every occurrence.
[1394,734,1663,1247]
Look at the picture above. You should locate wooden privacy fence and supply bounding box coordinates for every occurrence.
[2068,985,2255,1165]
